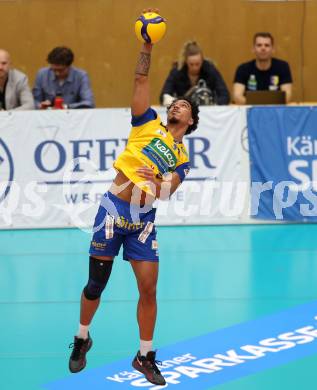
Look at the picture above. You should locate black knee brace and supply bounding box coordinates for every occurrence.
[83,256,113,300]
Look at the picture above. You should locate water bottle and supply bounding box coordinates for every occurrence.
[54,94,64,109]
[247,75,257,91]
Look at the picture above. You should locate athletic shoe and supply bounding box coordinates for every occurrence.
[68,333,93,373]
[132,350,166,386]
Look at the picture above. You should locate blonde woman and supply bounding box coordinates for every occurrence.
[160,41,230,106]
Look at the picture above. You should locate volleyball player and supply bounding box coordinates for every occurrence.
[68,14,199,386]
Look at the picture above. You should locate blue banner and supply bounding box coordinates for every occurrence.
[248,106,317,220]
[44,300,317,389]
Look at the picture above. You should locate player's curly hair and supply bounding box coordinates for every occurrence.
[167,97,199,135]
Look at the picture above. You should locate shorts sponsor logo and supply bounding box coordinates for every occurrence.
[91,241,106,249]
[115,216,145,231]
[151,240,158,250]
[138,222,154,243]
[91,241,107,249]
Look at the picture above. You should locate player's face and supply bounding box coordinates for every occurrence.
[186,54,203,76]
[50,64,70,80]
[0,51,10,79]
[167,100,194,128]
[253,37,274,61]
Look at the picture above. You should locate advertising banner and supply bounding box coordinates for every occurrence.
[0,107,247,229]
[45,300,317,389]
[248,106,317,221]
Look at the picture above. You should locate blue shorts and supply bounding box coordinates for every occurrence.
[89,192,159,262]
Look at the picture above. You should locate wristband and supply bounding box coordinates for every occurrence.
[174,163,190,183]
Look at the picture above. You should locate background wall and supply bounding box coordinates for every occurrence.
[1,0,316,107]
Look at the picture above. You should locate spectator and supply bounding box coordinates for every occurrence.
[0,49,34,110]
[160,41,230,106]
[33,46,95,109]
[233,32,292,104]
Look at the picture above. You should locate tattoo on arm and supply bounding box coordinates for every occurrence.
[135,52,151,76]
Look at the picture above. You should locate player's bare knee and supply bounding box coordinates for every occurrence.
[138,283,157,299]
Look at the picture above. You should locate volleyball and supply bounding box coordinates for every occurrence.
[135,12,166,44]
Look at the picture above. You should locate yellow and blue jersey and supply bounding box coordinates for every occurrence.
[114,108,190,195]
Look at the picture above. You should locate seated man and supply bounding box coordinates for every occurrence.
[233,32,292,104]
[160,41,230,106]
[33,46,95,109]
[0,49,34,110]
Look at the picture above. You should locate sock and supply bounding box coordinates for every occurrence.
[77,324,89,340]
[140,339,153,357]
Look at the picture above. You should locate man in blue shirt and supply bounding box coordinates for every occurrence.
[33,46,95,109]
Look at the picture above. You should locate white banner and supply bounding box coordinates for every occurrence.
[0,107,249,229]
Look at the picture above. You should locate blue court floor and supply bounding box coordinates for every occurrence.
[1,224,317,389]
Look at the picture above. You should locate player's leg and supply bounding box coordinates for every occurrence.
[130,259,165,386]
[80,255,114,327]
[69,195,122,373]
[69,254,116,374]
[130,259,158,342]
[122,214,159,353]
[123,212,165,386]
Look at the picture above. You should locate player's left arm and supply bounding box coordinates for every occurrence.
[280,83,292,103]
[137,165,188,200]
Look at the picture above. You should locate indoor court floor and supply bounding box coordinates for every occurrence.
[1,224,317,389]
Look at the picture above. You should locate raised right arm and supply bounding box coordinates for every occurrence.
[131,43,152,116]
